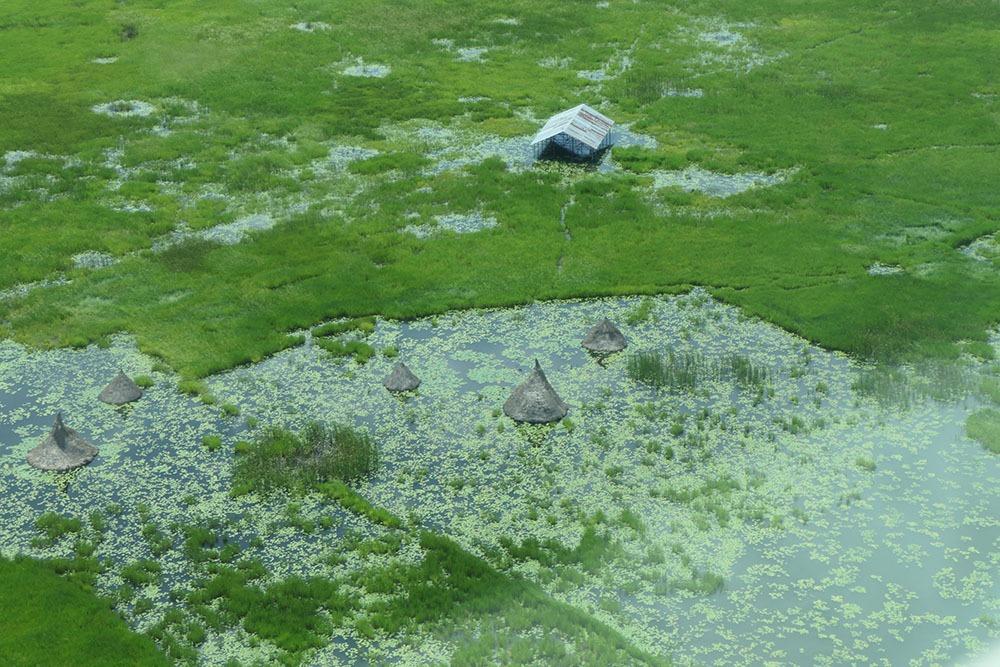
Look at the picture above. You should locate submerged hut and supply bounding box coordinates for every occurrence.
[98,371,143,406]
[503,360,569,424]
[531,104,615,162]
[581,318,628,354]
[26,413,98,472]
[383,362,421,392]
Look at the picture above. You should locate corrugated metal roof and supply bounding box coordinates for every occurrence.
[531,104,615,150]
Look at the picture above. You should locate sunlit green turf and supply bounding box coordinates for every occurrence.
[967,408,1000,454]
[0,0,997,377]
[0,557,168,667]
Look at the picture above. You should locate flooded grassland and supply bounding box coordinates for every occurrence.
[2,2,1000,664]
[1,291,997,665]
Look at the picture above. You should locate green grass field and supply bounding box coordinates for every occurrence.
[1,0,997,377]
[0,557,167,667]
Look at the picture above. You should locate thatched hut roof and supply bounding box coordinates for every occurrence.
[26,414,98,472]
[383,362,421,392]
[581,318,627,353]
[503,360,568,423]
[98,371,143,405]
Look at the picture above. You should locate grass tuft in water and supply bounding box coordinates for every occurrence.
[627,351,701,391]
[32,512,82,548]
[201,435,222,451]
[315,338,376,364]
[855,456,877,472]
[629,350,774,395]
[852,361,975,408]
[232,422,379,495]
[728,354,770,389]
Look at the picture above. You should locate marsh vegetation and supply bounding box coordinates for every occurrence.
[1,1,999,378]
[233,422,379,496]
[0,293,996,665]
[1,0,999,664]
[627,350,772,394]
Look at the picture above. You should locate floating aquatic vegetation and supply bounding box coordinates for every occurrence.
[432,39,488,63]
[290,22,331,33]
[426,134,533,174]
[91,100,156,118]
[699,28,745,47]
[108,201,154,214]
[960,233,999,262]
[684,20,786,74]
[403,211,498,238]
[612,125,658,149]
[577,42,635,84]
[197,213,275,245]
[866,262,904,276]
[456,47,489,63]
[152,214,276,251]
[578,69,611,82]
[377,118,537,174]
[876,218,965,246]
[0,275,70,302]
[319,145,379,173]
[2,150,38,169]
[2,150,77,171]
[662,87,704,98]
[341,58,390,78]
[650,166,793,197]
[0,292,996,665]
[71,251,118,270]
[148,97,204,137]
[538,56,573,69]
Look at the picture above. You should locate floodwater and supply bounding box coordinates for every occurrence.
[0,291,996,665]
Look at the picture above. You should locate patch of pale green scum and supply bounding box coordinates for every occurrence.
[1,291,998,665]
[650,166,796,197]
[402,211,498,238]
[961,233,1000,263]
[682,19,788,75]
[91,99,157,118]
[341,58,391,78]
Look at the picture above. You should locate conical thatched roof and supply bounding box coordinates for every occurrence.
[26,414,98,472]
[98,371,143,405]
[503,360,568,423]
[581,318,627,353]
[383,362,421,392]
